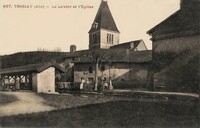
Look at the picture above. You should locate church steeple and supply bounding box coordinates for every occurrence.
[89,0,120,50]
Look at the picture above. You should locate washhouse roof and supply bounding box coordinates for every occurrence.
[0,62,65,75]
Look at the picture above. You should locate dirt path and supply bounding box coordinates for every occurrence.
[113,89,199,98]
[0,92,55,117]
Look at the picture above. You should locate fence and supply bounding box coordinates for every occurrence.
[56,82,95,92]
[56,82,80,92]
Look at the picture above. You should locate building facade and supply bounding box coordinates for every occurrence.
[69,1,152,90]
[73,49,152,89]
[147,0,200,92]
[0,62,65,93]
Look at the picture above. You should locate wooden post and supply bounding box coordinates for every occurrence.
[14,76,16,84]
[25,75,27,86]
[94,62,98,91]
[29,74,32,90]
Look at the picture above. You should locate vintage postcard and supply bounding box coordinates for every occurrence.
[0,0,199,127]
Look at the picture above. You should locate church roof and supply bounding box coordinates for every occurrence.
[110,40,146,50]
[89,0,120,33]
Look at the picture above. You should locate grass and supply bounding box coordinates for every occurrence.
[38,93,129,109]
[0,93,18,105]
[0,99,198,128]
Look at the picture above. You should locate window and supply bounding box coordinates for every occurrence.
[88,78,94,82]
[107,33,114,44]
[93,22,98,29]
[111,34,113,44]
[109,34,111,43]
[89,66,93,73]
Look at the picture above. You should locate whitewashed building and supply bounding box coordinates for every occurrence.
[0,62,65,93]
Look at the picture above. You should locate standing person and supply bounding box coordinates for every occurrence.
[109,77,113,90]
[80,78,88,98]
[98,77,104,93]
[103,79,108,92]
[80,77,85,93]
[85,78,91,91]
[16,77,20,90]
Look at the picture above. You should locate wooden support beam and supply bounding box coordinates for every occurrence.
[25,75,28,84]
[14,76,16,84]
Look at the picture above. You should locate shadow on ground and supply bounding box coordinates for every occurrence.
[0,93,18,105]
[0,100,198,128]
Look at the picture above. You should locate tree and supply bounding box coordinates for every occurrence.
[83,50,109,91]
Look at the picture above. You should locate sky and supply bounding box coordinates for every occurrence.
[0,0,180,55]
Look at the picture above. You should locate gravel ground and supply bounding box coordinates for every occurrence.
[0,91,130,117]
[0,91,55,117]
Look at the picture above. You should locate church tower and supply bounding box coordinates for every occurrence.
[88,0,120,50]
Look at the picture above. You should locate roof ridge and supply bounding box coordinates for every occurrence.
[147,10,181,34]
[89,1,119,33]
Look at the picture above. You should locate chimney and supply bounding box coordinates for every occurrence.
[70,45,76,52]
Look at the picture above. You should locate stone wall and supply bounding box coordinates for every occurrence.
[74,62,149,89]
[153,34,199,53]
[37,67,55,93]
[89,29,120,50]
[100,29,120,49]
[89,31,100,50]
[152,34,199,92]
[32,73,37,92]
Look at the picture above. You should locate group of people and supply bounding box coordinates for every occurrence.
[80,77,113,92]
[100,77,113,91]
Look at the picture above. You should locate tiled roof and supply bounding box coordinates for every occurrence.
[0,62,65,75]
[110,40,143,49]
[72,49,152,63]
[88,1,119,33]
[147,0,200,36]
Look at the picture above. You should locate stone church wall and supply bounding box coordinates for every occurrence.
[100,29,120,49]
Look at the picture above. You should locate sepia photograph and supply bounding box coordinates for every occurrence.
[0,0,199,127]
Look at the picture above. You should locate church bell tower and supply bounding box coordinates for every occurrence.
[88,0,120,50]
